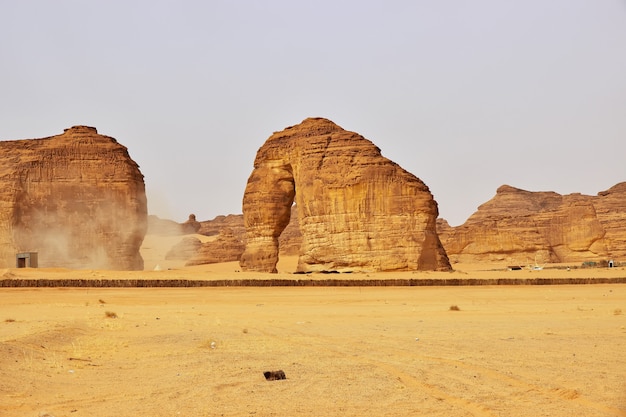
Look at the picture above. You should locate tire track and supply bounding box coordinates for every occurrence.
[257,325,626,417]
[255,326,497,417]
[381,348,626,417]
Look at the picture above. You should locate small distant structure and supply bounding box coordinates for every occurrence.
[528,255,544,271]
[608,259,614,268]
[16,252,38,268]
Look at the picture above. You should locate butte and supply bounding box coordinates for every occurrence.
[240,117,451,273]
[0,126,147,270]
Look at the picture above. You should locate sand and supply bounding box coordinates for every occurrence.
[1,234,625,416]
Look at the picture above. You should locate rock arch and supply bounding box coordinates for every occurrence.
[240,118,450,273]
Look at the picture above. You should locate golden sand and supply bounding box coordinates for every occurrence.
[1,234,625,416]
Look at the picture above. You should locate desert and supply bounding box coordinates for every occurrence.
[1,120,626,417]
[4,2,626,416]
[1,233,625,417]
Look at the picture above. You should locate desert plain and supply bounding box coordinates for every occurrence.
[1,234,625,417]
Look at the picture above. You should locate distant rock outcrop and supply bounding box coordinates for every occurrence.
[240,118,450,273]
[165,236,202,261]
[277,206,301,256]
[197,214,246,237]
[147,214,201,236]
[197,210,301,256]
[181,214,201,234]
[186,227,245,266]
[1,126,147,269]
[438,183,626,264]
[165,211,301,267]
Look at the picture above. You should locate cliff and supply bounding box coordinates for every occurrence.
[438,183,626,264]
[0,126,147,269]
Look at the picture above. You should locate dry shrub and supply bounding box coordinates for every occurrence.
[104,311,118,318]
[449,305,461,311]
[5,318,15,322]
[614,309,623,316]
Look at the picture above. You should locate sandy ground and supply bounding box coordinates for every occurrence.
[1,234,625,416]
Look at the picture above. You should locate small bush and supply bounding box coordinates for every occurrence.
[104,311,118,319]
[449,305,461,311]
[5,318,15,322]
[614,309,623,316]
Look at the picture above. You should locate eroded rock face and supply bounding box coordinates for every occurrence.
[438,183,626,264]
[595,183,626,260]
[168,211,301,267]
[197,214,246,237]
[240,118,450,273]
[1,126,147,269]
[186,227,245,266]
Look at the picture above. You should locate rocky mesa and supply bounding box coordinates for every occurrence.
[240,118,450,273]
[0,126,147,270]
[438,183,626,265]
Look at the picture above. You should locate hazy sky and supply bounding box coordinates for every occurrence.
[2,1,625,226]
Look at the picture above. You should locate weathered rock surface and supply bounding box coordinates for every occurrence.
[1,126,147,269]
[186,227,245,266]
[595,183,626,261]
[197,214,246,238]
[277,206,302,256]
[240,118,450,273]
[198,211,301,255]
[166,211,301,266]
[438,183,626,264]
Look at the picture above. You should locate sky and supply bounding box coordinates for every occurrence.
[1,1,625,226]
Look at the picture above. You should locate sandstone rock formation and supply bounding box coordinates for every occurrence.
[186,227,245,266]
[197,214,246,238]
[240,118,450,273]
[438,183,626,264]
[166,211,301,267]
[1,126,147,269]
[595,183,626,261]
[198,210,301,256]
[277,206,302,256]
[181,214,201,234]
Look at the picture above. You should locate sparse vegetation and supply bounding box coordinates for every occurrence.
[614,309,623,316]
[104,311,118,318]
[5,318,15,322]
[99,299,106,304]
[449,305,461,311]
